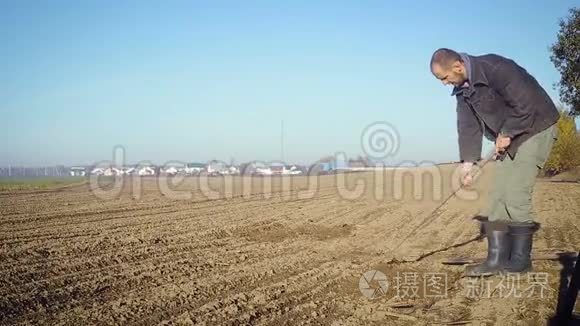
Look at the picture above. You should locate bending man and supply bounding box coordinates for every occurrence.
[430,48,559,276]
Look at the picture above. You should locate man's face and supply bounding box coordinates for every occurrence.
[431,61,467,87]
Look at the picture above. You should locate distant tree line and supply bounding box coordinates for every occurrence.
[0,166,68,177]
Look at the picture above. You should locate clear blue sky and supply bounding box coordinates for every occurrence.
[0,0,575,166]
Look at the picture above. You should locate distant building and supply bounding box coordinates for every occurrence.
[241,162,266,175]
[207,161,227,176]
[270,162,285,175]
[164,166,179,176]
[69,166,87,177]
[347,159,368,169]
[185,163,205,175]
[138,166,155,176]
[226,165,240,175]
[121,167,136,175]
[104,167,121,176]
[90,168,105,176]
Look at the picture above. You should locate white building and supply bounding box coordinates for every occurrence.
[138,167,155,176]
[90,168,105,176]
[185,163,205,175]
[69,167,86,177]
[164,166,179,176]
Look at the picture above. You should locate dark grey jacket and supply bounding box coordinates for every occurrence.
[453,54,559,162]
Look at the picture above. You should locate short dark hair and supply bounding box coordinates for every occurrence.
[430,48,462,69]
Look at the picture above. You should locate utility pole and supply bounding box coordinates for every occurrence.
[281,119,285,163]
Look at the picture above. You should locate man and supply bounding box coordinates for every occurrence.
[430,49,559,276]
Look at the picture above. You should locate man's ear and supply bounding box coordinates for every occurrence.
[451,61,463,73]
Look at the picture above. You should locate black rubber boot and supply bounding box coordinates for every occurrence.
[465,221,510,277]
[504,222,540,273]
[472,215,488,240]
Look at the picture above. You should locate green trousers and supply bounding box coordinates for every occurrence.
[485,125,558,223]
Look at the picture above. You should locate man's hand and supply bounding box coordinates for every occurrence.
[495,134,511,154]
[461,162,474,187]
[460,161,484,187]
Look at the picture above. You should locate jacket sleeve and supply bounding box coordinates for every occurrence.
[456,96,483,162]
[489,60,535,138]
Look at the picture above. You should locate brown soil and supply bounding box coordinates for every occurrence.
[1,163,578,325]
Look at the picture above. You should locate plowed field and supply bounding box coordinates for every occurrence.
[1,164,578,325]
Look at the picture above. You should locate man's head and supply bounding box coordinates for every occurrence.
[430,48,468,87]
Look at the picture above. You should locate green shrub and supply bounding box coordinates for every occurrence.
[544,111,580,175]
